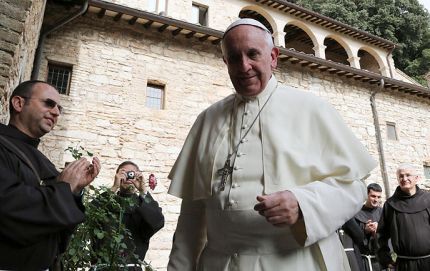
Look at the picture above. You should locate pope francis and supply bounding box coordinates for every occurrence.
[167,18,377,271]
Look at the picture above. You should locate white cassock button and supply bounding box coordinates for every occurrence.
[233,253,238,258]
[234,166,239,170]
[232,183,238,188]
[241,124,248,129]
[229,199,235,205]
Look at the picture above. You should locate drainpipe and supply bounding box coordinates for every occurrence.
[370,79,390,198]
[31,0,89,80]
[386,46,395,78]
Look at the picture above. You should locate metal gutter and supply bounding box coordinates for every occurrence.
[31,0,89,80]
[386,46,395,78]
[370,79,390,197]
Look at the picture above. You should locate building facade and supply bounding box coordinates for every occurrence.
[1,0,430,269]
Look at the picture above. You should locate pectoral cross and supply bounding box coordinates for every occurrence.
[217,158,233,191]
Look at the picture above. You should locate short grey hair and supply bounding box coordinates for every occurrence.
[396,163,417,175]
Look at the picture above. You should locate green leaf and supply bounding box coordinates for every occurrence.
[96,231,104,239]
[68,248,76,255]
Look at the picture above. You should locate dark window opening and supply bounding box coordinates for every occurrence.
[47,63,72,95]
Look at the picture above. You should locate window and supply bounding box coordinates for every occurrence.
[47,63,72,95]
[386,122,398,140]
[146,83,164,109]
[424,165,430,181]
[148,0,167,15]
[191,3,208,26]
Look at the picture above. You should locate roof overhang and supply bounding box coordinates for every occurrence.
[86,0,430,99]
[251,0,396,50]
[278,48,430,98]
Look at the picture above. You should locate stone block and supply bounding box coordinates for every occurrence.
[0,75,7,89]
[0,50,13,66]
[0,14,24,33]
[0,40,16,55]
[0,2,27,22]
[0,64,10,76]
[5,0,32,10]
[0,27,20,44]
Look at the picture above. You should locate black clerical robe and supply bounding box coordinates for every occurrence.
[354,206,382,271]
[0,124,85,270]
[341,218,366,271]
[377,186,430,271]
[91,191,164,264]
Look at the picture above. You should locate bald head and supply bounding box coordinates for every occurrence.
[8,81,61,138]
[9,80,52,116]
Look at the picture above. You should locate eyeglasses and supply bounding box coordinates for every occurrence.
[398,173,417,179]
[21,96,64,114]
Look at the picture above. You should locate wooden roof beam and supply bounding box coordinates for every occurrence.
[97,8,106,18]
[199,34,210,41]
[128,16,138,25]
[158,24,169,32]
[172,27,182,36]
[186,31,196,38]
[211,38,221,45]
[143,20,153,29]
[113,12,123,21]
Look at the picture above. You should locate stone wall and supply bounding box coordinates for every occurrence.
[0,0,45,123]
[36,13,430,270]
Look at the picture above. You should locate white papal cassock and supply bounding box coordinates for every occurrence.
[167,76,377,271]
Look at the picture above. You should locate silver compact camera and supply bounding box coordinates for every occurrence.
[125,171,135,180]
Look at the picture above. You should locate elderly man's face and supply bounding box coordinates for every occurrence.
[223,25,279,96]
[397,168,419,193]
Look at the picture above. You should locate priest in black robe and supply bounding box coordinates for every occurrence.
[90,161,164,270]
[354,183,383,271]
[377,164,430,271]
[0,81,101,270]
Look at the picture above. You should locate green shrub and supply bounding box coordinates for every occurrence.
[62,146,155,270]
[62,185,155,270]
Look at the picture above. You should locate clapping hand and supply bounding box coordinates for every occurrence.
[365,220,378,237]
[59,157,101,194]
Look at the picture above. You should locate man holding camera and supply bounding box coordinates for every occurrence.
[91,161,164,270]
